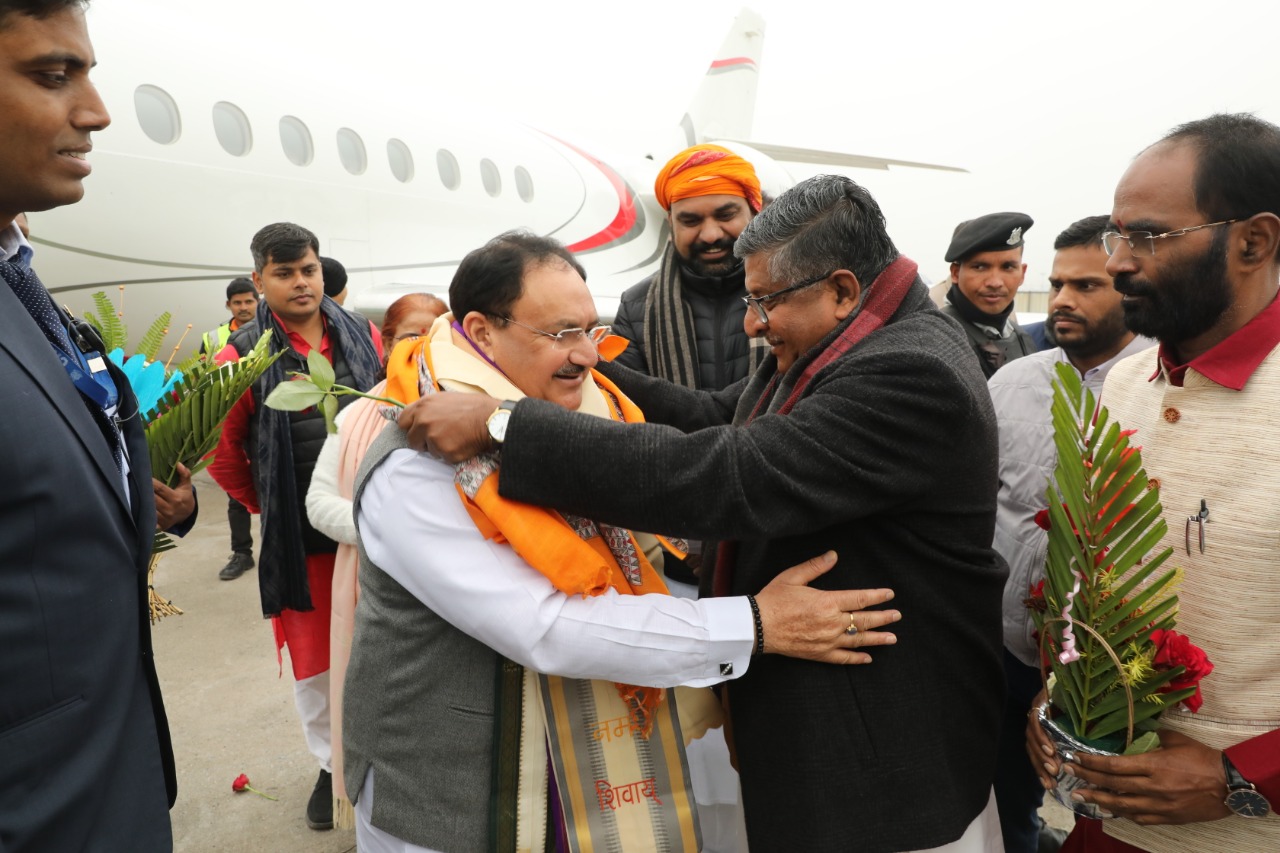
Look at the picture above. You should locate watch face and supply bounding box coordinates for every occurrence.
[1226,788,1271,818]
[488,410,511,443]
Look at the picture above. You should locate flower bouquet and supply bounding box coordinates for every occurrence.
[1029,363,1213,818]
[84,289,282,621]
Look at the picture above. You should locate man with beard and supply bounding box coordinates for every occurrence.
[613,148,763,589]
[612,144,763,393]
[987,215,1153,853]
[1028,113,1280,852]
[943,211,1038,377]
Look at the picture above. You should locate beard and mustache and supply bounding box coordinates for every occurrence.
[679,237,740,278]
[1112,230,1232,345]
[1045,302,1131,360]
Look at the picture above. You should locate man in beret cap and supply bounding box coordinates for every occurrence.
[942,211,1037,377]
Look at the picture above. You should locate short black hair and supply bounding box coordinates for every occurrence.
[449,230,586,321]
[226,277,256,300]
[0,0,86,30]
[320,256,347,297]
[1160,114,1280,238]
[249,222,319,272]
[1053,215,1110,251]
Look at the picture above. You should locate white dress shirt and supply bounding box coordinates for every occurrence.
[357,446,754,687]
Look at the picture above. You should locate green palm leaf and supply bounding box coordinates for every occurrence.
[135,311,173,362]
[1033,363,1187,748]
[144,332,282,486]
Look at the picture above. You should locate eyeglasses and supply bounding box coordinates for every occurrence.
[1100,220,1238,257]
[742,270,834,324]
[501,316,612,348]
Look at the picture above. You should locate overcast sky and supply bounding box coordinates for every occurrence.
[100,0,1280,287]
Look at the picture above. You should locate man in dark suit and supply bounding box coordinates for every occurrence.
[0,2,194,849]
[395,174,1007,852]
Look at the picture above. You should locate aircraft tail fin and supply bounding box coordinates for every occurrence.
[678,7,765,147]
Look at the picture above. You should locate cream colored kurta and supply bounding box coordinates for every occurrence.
[1101,345,1280,851]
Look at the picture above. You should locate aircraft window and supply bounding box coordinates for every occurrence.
[514,166,534,202]
[279,116,314,166]
[337,128,367,175]
[437,149,461,191]
[480,159,502,197]
[134,85,181,145]
[212,101,252,157]
[387,139,414,183]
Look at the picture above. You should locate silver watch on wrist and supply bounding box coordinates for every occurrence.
[486,400,517,446]
[1223,752,1271,818]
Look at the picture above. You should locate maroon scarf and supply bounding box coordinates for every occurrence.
[713,256,921,597]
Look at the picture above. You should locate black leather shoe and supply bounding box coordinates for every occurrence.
[306,769,333,831]
[219,552,254,581]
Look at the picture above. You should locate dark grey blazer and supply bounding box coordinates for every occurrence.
[0,278,174,851]
[498,280,1007,853]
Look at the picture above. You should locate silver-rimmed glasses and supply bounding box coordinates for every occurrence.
[1100,220,1238,257]
[742,269,834,324]
[501,316,612,348]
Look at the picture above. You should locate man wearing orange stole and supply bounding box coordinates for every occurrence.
[342,230,900,852]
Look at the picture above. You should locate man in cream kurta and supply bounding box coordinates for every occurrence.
[1029,114,1280,853]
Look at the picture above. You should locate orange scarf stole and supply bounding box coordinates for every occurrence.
[385,334,669,729]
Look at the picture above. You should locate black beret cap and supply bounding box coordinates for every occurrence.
[320,256,348,297]
[945,212,1034,263]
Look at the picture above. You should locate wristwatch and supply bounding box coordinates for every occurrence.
[486,400,517,446]
[1223,752,1271,818]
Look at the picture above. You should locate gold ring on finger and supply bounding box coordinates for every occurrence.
[846,613,859,635]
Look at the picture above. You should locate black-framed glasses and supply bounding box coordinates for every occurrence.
[1100,219,1238,258]
[741,270,834,324]
[501,316,612,349]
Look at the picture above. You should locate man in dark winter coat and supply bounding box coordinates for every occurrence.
[613,143,765,590]
[395,174,1007,853]
[611,143,765,393]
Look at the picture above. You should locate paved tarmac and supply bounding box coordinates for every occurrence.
[154,471,354,853]
[155,470,1072,852]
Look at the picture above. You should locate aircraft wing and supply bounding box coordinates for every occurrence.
[714,138,967,173]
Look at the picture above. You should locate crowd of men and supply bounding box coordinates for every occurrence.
[5,2,1280,852]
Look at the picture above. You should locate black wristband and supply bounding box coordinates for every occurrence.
[746,593,765,656]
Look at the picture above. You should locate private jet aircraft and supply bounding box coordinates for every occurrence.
[31,6,961,353]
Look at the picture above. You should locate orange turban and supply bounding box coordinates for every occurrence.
[653,144,762,213]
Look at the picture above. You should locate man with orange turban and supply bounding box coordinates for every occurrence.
[613,144,763,586]
[611,142,766,848]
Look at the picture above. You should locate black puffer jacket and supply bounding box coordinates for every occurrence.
[611,263,753,391]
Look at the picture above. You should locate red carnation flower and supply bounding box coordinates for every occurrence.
[1150,629,1214,713]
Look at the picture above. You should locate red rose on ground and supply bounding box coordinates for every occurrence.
[231,773,277,800]
[1150,629,1214,712]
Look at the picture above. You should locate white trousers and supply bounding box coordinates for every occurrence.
[293,670,332,773]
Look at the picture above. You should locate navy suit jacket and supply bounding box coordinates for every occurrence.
[0,276,175,851]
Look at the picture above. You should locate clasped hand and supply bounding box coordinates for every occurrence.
[1026,691,1230,825]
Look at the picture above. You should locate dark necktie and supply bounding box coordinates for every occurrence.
[0,258,77,358]
[0,259,124,474]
